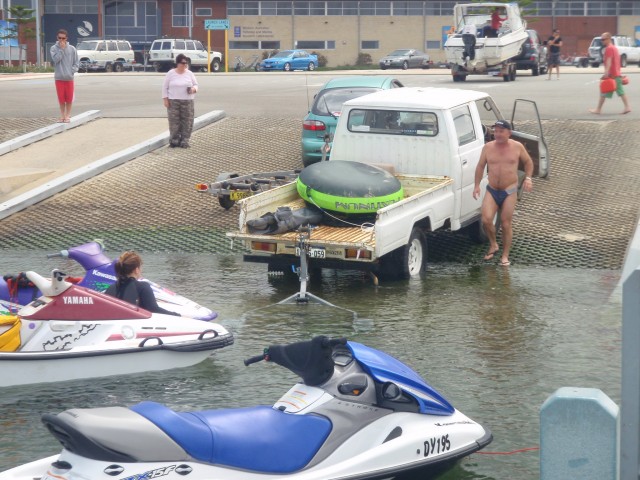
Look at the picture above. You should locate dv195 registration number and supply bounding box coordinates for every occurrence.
[296,246,326,259]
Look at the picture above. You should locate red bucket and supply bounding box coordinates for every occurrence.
[600,77,616,93]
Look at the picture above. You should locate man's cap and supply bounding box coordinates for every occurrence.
[493,119,512,130]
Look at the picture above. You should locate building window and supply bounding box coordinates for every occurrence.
[172,0,190,27]
[229,40,281,49]
[361,40,379,49]
[296,40,334,49]
[426,40,440,50]
[44,0,98,14]
[359,1,391,15]
[195,7,212,16]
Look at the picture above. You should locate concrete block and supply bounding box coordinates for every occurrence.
[540,387,618,480]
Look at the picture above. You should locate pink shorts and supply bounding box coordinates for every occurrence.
[55,80,75,104]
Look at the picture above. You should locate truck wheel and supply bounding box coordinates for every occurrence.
[218,195,236,210]
[591,62,599,68]
[211,59,221,72]
[620,55,627,67]
[532,64,539,76]
[114,62,124,73]
[381,228,427,280]
[154,62,163,72]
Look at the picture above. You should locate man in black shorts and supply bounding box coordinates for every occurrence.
[547,29,562,80]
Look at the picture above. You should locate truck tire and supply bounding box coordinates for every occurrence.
[531,63,539,76]
[210,59,221,72]
[154,62,163,72]
[620,55,627,67]
[114,62,124,73]
[380,227,427,280]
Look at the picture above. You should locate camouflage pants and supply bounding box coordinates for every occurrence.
[167,99,194,146]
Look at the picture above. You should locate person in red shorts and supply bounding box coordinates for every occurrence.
[589,32,631,115]
[50,29,79,123]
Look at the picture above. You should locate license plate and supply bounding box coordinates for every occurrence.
[296,246,325,259]
[229,191,251,200]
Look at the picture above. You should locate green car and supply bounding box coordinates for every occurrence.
[301,76,404,167]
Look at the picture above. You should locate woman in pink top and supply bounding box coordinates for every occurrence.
[162,53,199,148]
[589,32,631,115]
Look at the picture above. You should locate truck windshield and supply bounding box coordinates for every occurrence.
[347,109,438,136]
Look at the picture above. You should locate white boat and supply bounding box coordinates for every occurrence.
[0,270,234,387]
[444,2,528,81]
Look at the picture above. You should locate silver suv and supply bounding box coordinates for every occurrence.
[149,39,223,72]
[76,39,134,72]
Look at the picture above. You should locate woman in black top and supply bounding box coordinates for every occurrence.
[105,251,180,316]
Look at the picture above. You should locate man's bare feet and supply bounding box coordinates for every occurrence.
[622,110,631,115]
[588,109,600,114]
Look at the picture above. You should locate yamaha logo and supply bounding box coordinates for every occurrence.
[104,464,124,476]
[62,296,94,305]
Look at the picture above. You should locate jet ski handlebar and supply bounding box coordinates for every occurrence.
[244,336,348,386]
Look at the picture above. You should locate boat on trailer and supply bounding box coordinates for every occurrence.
[444,2,528,81]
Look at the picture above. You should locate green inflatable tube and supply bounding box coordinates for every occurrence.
[297,161,404,214]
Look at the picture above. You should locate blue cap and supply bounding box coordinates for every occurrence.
[493,119,512,130]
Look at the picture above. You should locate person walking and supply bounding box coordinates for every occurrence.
[50,29,79,123]
[162,53,198,148]
[589,32,631,115]
[546,29,562,80]
[472,120,534,267]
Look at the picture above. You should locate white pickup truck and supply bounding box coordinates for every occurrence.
[227,87,548,281]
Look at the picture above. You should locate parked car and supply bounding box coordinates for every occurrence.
[149,38,223,72]
[588,35,640,67]
[302,76,404,166]
[259,50,318,71]
[378,49,431,70]
[76,39,134,72]
[513,29,548,76]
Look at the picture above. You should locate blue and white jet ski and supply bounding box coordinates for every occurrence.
[0,336,492,480]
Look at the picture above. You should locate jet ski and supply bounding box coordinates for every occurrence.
[0,240,218,320]
[0,336,491,479]
[0,270,233,388]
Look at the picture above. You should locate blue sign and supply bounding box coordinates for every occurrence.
[205,19,229,30]
[234,26,241,38]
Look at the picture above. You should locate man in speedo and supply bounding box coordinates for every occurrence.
[472,120,534,266]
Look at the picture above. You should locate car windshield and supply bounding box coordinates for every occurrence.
[272,51,294,58]
[591,38,602,48]
[77,42,97,50]
[388,50,410,56]
[311,87,379,116]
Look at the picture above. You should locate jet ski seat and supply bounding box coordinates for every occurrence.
[26,270,71,297]
[131,401,333,473]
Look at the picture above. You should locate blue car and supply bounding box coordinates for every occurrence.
[260,50,318,72]
[301,76,404,166]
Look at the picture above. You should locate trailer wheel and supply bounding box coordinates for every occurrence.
[510,64,516,81]
[218,195,236,210]
[380,227,427,280]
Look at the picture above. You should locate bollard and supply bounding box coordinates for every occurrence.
[540,387,618,480]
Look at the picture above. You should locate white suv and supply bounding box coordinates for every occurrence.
[76,39,134,72]
[149,39,223,72]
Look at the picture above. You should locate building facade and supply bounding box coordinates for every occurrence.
[1,0,639,66]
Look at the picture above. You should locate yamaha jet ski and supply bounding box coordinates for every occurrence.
[0,270,233,387]
[0,240,218,320]
[0,336,491,479]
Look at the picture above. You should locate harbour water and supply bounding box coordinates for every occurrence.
[0,249,621,479]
